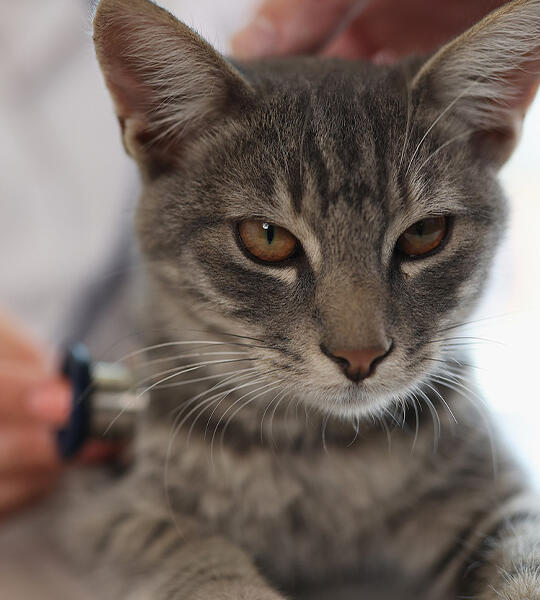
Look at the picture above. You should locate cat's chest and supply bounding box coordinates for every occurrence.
[154,428,426,586]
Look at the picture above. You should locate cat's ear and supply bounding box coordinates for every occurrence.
[93,0,254,172]
[413,0,540,167]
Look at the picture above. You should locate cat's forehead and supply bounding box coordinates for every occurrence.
[217,63,418,230]
[228,61,470,228]
[174,58,473,260]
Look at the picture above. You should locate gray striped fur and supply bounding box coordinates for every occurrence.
[54,1,540,598]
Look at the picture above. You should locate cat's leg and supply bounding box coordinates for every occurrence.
[455,495,540,600]
[60,483,286,600]
[383,449,540,599]
[367,394,540,600]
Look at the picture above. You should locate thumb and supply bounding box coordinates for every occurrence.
[232,0,364,59]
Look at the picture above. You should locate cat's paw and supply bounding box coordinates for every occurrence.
[481,573,540,600]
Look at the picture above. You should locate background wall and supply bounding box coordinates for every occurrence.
[1,0,539,485]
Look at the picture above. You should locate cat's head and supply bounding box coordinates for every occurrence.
[93,0,539,419]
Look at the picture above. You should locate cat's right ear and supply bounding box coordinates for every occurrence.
[93,0,254,174]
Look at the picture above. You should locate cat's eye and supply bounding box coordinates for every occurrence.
[396,217,448,258]
[238,220,298,263]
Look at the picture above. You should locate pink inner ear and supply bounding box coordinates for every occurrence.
[102,59,153,123]
[101,59,166,162]
[98,21,157,119]
[95,4,162,123]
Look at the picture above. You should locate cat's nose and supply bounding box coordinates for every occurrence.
[322,345,392,382]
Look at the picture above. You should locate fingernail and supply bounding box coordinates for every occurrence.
[27,380,71,425]
[231,16,278,58]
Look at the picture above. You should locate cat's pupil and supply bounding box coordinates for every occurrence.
[416,221,425,237]
[263,223,275,245]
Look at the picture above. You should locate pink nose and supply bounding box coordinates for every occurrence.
[326,346,391,382]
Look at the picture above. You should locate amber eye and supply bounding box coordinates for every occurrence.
[238,220,298,263]
[396,216,448,258]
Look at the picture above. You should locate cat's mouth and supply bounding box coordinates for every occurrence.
[288,340,444,419]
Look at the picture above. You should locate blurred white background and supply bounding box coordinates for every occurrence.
[475,100,540,487]
[1,0,539,485]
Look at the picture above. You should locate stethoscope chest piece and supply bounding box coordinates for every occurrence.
[57,343,148,460]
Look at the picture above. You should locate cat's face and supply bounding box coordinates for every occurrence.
[94,0,539,419]
[135,61,504,418]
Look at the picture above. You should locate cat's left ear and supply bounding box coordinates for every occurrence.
[93,0,254,173]
[413,0,539,168]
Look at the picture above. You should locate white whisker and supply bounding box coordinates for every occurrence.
[203,373,280,440]
[260,384,291,445]
[218,382,283,453]
[172,369,262,436]
[406,78,481,176]
[138,349,254,368]
[121,339,262,364]
[422,381,458,424]
[135,358,258,399]
[415,129,475,174]
[135,356,255,388]
[210,379,281,463]
[415,385,441,452]
[398,64,413,170]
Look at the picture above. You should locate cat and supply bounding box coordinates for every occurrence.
[57,0,540,598]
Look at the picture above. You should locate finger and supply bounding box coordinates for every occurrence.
[0,427,61,475]
[26,378,71,425]
[321,3,389,59]
[323,0,509,59]
[321,22,373,58]
[0,311,47,366]
[0,364,70,425]
[76,441,124,464]
[232,0,362,59]
[0,472,59,520]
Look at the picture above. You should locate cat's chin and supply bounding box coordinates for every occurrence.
[297,382,412,422]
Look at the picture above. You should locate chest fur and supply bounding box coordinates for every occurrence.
[141,422,438,588]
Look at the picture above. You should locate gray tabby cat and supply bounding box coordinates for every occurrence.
[67,0,540,598]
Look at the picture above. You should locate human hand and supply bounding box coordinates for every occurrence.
[0,312,123,519]
[0,311,70,519]
[232,0,508,62]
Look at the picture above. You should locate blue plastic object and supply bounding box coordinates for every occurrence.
[56,343,92,459]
